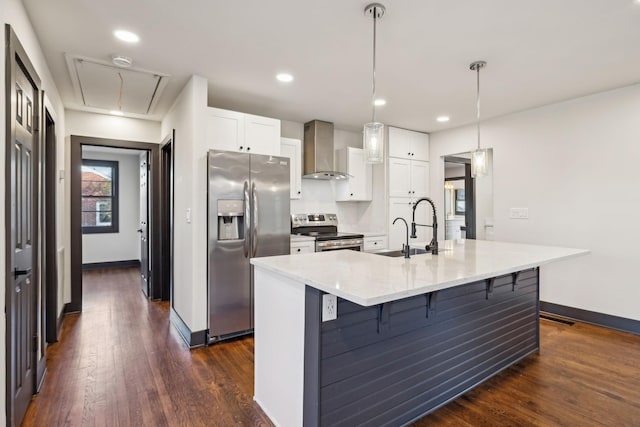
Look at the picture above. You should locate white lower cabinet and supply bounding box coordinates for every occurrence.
[364,235,388,252]
[290,241,315,254]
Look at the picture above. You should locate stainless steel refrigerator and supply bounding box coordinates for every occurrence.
[207,150,290,342]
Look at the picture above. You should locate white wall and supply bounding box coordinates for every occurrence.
[161,75,208,332]
[430,83,640,321]
[65,110,161,143]
[81,149,141,264]
[1,0,68,419]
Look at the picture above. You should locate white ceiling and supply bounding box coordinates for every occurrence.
[22,0,640,133]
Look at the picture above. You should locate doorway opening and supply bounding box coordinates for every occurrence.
[443,149,494,241]
[80,146,148,296]
[69,136,166,313]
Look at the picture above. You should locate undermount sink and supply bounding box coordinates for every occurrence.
[372,247,428,257]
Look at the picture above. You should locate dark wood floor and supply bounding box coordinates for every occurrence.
[23,267,640,426]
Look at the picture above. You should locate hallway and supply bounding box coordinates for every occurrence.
[22,268,271,426]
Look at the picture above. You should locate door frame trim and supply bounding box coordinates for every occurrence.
[69,136,161,312]
[43,109,58,343]
[5,24,43,426]
[160,131,174,302]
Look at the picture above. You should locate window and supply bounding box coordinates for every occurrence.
[81,159,118,233]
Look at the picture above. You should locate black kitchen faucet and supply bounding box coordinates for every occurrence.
[411,197,439,255]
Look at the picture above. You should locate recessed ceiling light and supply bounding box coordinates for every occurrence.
[114,30,140,43]
[276,73,294,83]
[436,116,450,122]
[110,110,124,116]
[374,99,386,106]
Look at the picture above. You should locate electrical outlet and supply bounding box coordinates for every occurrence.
[322,294,337,322]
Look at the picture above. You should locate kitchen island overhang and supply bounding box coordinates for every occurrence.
[251,240,588,427]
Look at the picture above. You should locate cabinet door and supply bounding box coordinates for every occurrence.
[388,198,414,250]
[388,126,412,159]
[291,242,314,254]
[410,160,430,198]
[364,236,388,252]
[336,147,372,201]
[206,108,244,152]
[245,114,281,155]
[411,131,430,161]
[389,157,411,198]
[280,138,302,199]
[348,148,372,200]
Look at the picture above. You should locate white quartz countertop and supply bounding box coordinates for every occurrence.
[251,240,589,306]
[290,234,316,243]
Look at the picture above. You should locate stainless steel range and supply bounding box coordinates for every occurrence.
[291,213,364,252]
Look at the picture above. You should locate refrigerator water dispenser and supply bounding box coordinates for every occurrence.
[217,199,244,240]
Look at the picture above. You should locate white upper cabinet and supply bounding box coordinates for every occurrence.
[389,158,429,198]
[389,157,411,197]
[280,137,302,199]
[206,108,244,152]
[335,147,372,201]
[388,126,429,161]
[244,114,281,155]
[387,126,430,251]
[206,107,281,156]
[410,160,430,198]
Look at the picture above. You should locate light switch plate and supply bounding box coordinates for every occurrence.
[510,208,529,219]
[186,208,191,223]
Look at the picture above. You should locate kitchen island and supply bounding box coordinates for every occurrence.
[250,240,587,427]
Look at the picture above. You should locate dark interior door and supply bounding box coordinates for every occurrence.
[139,152,149,296]
[8,45,39,425]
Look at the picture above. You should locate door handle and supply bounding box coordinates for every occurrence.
[243,181,250,258]
[252,182,258,258]
[14,268,31,278]
[137,229,143,233]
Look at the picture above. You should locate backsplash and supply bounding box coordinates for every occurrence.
[283,119,386,233]
[290,173,385,233]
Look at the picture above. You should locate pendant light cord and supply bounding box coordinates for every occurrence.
[476,65,481,150]
[371,7,378,123]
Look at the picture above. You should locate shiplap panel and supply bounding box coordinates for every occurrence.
[304,268,540,427]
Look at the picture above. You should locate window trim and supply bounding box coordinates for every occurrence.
[81,159,119,234]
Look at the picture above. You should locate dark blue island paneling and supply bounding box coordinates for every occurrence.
[303,268,539,426]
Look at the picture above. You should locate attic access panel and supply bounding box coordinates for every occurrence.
[66,54,169,115]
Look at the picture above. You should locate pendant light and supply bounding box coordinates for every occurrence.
[363,3,385,164]
[470,60,488,178]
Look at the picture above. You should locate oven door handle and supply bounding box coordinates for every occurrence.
[316,239,364,248]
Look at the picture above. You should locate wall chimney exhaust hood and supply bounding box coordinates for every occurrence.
[303,120,348,180]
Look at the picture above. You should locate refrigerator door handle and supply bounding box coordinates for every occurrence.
[252,182,259,257]
[243,181,250,258]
